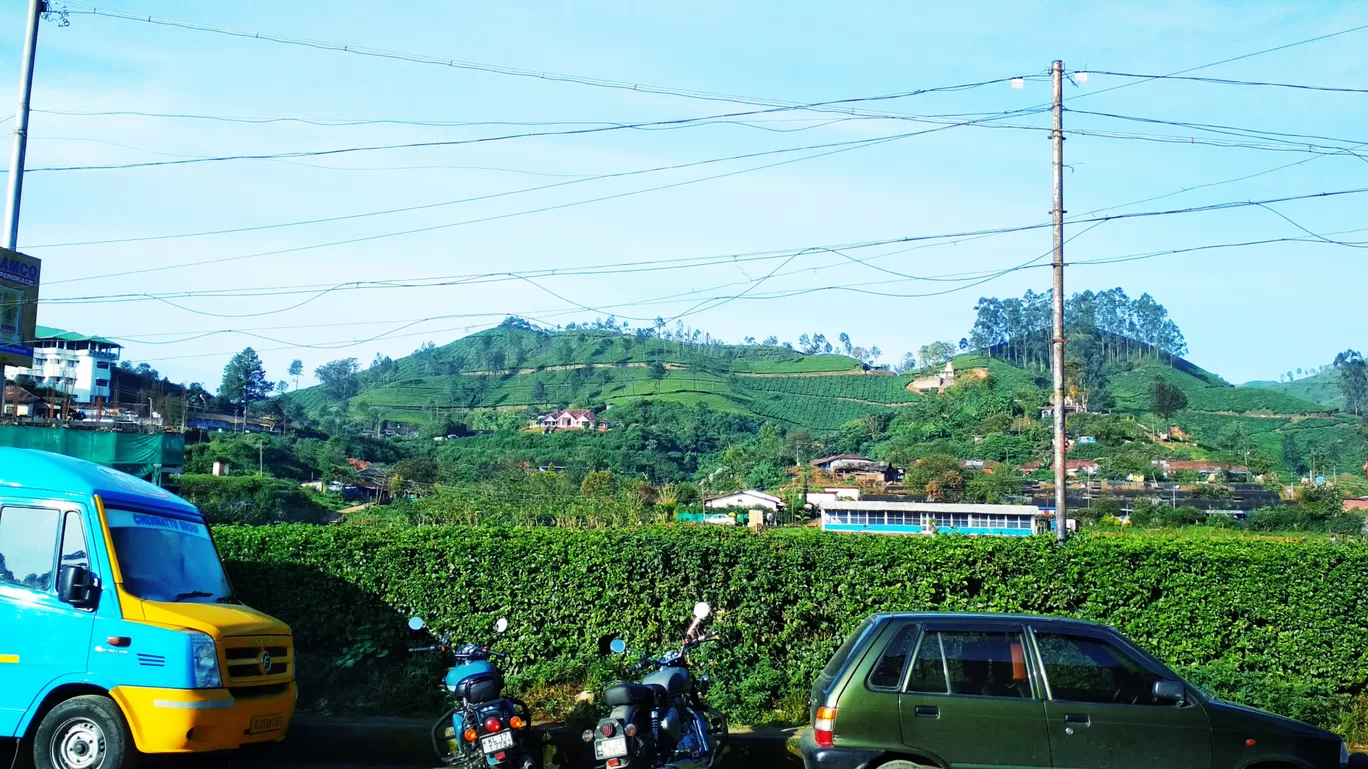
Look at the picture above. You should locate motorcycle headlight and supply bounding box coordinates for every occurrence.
[188,632,222,689]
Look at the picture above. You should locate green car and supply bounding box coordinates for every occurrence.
[802,612,1366,769]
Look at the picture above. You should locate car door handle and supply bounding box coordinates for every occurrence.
[1063,713,1090,726]
[914,706,940,718]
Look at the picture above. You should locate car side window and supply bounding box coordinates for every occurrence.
[868,625,918,690]
[0,506,61,591]
[1035,632,1164,705]
[906,630,1031,698]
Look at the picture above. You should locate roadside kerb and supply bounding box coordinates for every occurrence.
[256,716,801,767]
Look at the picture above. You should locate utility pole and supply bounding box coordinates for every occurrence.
[1050,60,1069,543]
[4,0,43,249]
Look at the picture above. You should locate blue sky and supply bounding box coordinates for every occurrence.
[1,0,1365,390]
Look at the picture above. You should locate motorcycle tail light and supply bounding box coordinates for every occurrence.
[814,706,837,748]
[485,716,503,733]
[600,722,616,737]
[463,728,479,743]
[581,730,594,743]
[624,723,637,737]
[509,716,526,730]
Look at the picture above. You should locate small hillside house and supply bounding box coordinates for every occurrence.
[810,454,898,484]
[704,489,783,511]
[536,409,598,431]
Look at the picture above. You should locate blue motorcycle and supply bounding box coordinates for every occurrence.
[409,616,534,769]
[587,602,728,769]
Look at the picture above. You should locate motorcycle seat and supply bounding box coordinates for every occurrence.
[605,683,658,706]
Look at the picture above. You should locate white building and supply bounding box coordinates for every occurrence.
[3,326,121,404]
[806,487,861,508]
[704,489,783,511]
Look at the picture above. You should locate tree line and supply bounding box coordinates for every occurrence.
[969,288,1188,368]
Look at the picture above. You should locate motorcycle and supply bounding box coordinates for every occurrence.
[408,616,535,769]
[586,602,728,769]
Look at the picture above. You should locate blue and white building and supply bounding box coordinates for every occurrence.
[819,500,1068,537]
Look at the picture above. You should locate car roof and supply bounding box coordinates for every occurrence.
[0,447,200,521]
[868,611,1114,631]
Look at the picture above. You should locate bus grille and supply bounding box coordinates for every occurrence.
[221,636,293,684]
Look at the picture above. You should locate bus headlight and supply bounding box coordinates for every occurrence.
[188,632,222,689]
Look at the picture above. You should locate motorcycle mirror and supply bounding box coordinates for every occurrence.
[495,617,509,634]
[693,602,712,621]
[610,638,627,655]
[408,617,425,631]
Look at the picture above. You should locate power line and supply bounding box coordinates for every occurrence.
[26,121,992,250]
[99,223,1368,350]
[34,104,1352,256]
[31,107,882,130]
[1083,70,1368,95]
[20,95,1049,176]
[41,184,1368,315]
[28,136,598,178]
[1068,109,1368,153]
[40,131,921,281]
[57,3,1044,121]
[46,103,1061,285]
[1060,22,1368,104]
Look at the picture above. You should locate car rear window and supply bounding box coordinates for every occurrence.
[822,617,877,678]
[867,625,918,690]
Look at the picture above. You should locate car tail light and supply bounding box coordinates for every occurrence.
[485,716,503,733]
[463,728,479,742]
[814,706,837,748]
[509,716,526,730]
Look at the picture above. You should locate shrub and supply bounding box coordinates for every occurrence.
[215,526,1368,735]
[180,475,330,525]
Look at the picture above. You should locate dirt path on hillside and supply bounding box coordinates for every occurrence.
[733,369,869,378]
[428,363,877,378]
[1201,410,1334,419]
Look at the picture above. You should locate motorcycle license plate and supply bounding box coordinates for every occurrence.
[481,731,515,754]
[595,736,629,759]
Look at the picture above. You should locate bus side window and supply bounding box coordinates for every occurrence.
[60,511,89,569]
[0,507,61,591]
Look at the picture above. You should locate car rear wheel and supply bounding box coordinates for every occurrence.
[32,696,134,769]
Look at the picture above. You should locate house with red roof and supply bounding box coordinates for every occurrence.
[536,409,598,431]
[1020,459,1099,477]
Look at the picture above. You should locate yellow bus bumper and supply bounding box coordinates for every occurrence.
[110,683,297,753]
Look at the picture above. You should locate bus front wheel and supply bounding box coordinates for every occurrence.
[33,696,134,769]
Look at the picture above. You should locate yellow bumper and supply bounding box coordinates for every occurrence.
[110,684,297,754]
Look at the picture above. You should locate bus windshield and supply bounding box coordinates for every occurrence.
[106,508,234,604]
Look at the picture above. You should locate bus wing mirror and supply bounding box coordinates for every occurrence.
[57,565,99,610]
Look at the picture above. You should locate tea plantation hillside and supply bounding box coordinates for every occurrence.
[1244,369,1347,411]
[288,320,1365,474]
[292,323,922,432]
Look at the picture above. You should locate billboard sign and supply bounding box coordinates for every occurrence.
[0,247,40,369]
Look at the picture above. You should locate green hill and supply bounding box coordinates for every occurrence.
[289,320,1365,475]
[1244,370,1345,411]
[1110,358,1330,416]
[295,322,921,432]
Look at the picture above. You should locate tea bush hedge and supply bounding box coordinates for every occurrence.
[182,474,331,525]
[214,526,1368,737]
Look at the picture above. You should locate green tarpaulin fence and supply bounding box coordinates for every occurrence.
[0,426,184,480]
